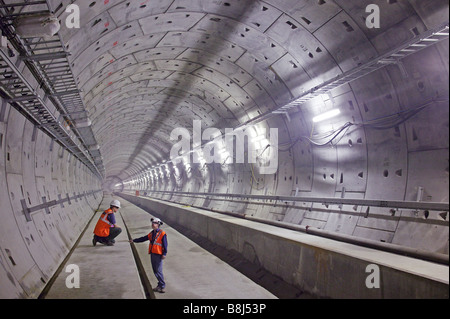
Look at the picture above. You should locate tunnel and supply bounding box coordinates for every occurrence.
[0,0,449,300]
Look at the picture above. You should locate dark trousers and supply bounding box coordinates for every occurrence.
[95,227,122,244]
[151,254,165,288]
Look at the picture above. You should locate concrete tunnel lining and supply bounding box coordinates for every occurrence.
[0,0,449,299]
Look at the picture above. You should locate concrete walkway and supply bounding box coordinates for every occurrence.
[120,197,276,299]
[44,195,145,299]
[43,195,276,299]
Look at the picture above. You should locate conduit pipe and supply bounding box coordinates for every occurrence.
[242,215,449,266]
[145,190,450,212]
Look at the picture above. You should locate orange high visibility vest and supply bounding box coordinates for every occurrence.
[148,229,166,255]
[94,208,114,237]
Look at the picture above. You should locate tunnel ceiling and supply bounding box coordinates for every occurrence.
[4,0,448,186]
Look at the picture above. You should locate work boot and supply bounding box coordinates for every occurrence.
[153,286,165,293]
[92,236,97,247]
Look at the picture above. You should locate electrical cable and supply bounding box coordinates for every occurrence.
[275,96,448,151]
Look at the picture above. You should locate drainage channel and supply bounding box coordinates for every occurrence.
[121,214,156,299]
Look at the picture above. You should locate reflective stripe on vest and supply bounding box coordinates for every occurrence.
[93,209,113,237]
[148,229,165,255]
[100,211,114,226]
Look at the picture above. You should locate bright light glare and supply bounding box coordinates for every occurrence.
[251,135,265,143]
[312,109,341,123]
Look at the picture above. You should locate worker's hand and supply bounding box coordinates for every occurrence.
[162,255,166,260]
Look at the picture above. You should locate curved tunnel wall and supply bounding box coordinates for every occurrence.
[0,0,448,299]
[0,102,102,298]
[124,22,449,256]
[124,26,449,256]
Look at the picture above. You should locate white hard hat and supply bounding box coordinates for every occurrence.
[110,199,121,208]
[151,217,163,225]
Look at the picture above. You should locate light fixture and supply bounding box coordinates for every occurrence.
[251,135,266,143]
[312,109,341,123]
[74,118,92,129]
[14,13,60,38]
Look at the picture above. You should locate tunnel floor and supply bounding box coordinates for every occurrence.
[34,193,449,300]
[40,194,278,299]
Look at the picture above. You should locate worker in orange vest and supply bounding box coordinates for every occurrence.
[93,200,122,246]
[129,217,168,293]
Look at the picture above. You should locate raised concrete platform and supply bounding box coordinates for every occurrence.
[42,195,276,299]
[119,192,449,299]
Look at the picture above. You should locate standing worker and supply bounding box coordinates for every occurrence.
[93,200,122,246]
[129,217,168,293]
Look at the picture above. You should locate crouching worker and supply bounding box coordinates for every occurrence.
[93,200,122,246]
[129,218,167,293]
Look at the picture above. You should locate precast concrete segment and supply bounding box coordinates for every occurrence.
[119,197,276,299]
[43,195,145,299]
[0,105,103,299]
[119,192,449,299]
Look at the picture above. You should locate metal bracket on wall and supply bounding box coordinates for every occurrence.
[20,190,102,222]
